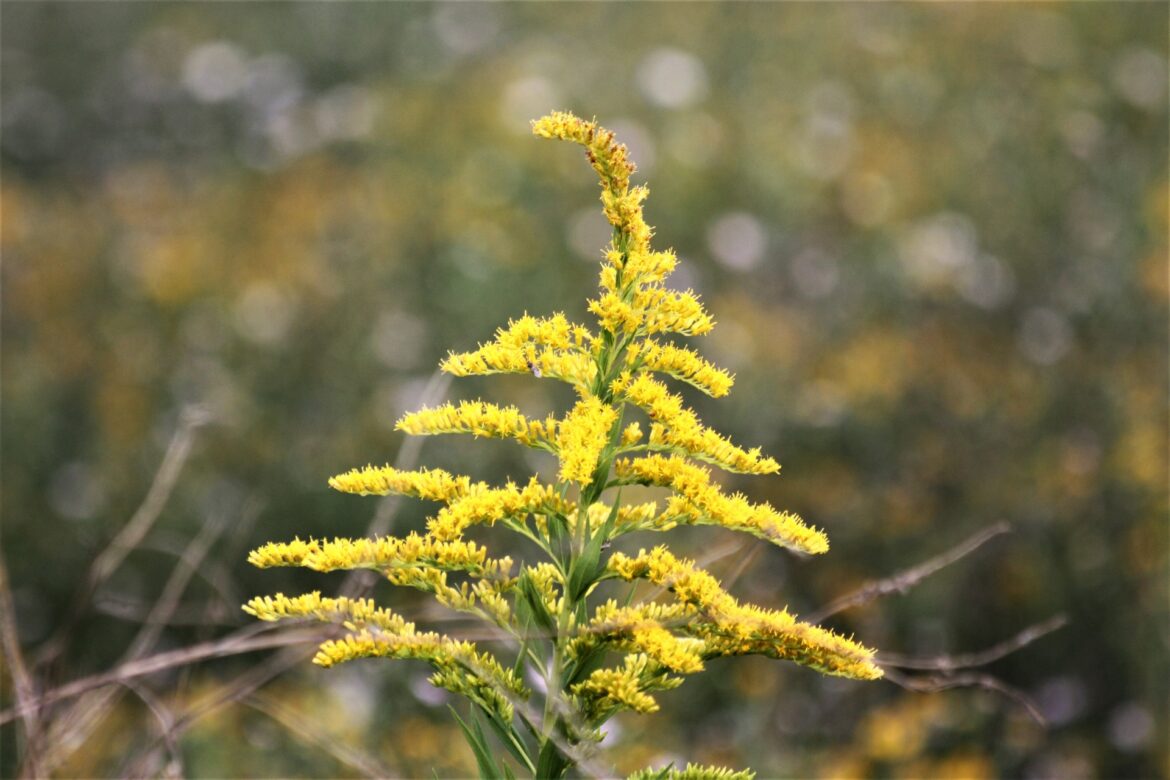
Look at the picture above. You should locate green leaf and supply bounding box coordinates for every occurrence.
[567,494,620,601]
[535,736,570,780]
[476,703,536,774]
[450,705,501,780]
[512,615,532,679]
[516,571,556,637]
[546,511,572,565]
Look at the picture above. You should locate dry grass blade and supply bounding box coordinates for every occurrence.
[118,679,184,779]
[0,553,43,778]
[39,507,235,773]
[244,693,400,779]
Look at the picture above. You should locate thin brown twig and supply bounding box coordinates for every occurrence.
[0,625,328,727]
[116,643,325,775]
[881,666,1048,726]
[39,508,235,774]
[0,551,43,779]
[877,614,1069,671]
[34,406,212,670]
[804,521,1012,624]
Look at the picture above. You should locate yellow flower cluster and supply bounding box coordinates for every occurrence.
[397,400,558,448]
[628,339,734,398]
[588,288,714,339]
[247,532,509,576]
[608,547,882,680]
[598,248,678,290]
[428,477,565,541]
[573,600,705,674]
[440,313,598,390]
[571,652,683,720]
[247,113,880,778]
[427,644,529,724]
[614,374,778,474]
[313,631,528,722]
[533,111,712,343]
[614,454,828,554]
[531,112,641,243]
[243,591,411,634]
[556,398,619,485]
[629,764,755,780]
[327,464,475,501]
[620,421,643,447]
[248,589,528,718]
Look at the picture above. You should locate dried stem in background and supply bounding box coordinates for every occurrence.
[0,553,43,778]
[34,405,212,672]
[804,521,1012,625]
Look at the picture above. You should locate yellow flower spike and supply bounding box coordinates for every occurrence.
[618,375,779,474]
[572,602,705,675]
[614,454,826,554]
[328,464,475,502]
[636,287,715,336]
[427,477,565,541]
[629,764,756,780]
[556,397,619,485]
[249,113,882,780]
[635,339,735,398]
[246,534,514,599]
[441,313,599,390]
[396,400,556,448]
[624,249,679,284]
[247,536,320,568]
[243,591,414,634]
[571,653,682,720]
[587,291,644,335]
[532,111,635,202]
[607,547,882,681]
[585,499,661,533]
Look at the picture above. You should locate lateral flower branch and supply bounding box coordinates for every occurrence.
[244,111,881,780]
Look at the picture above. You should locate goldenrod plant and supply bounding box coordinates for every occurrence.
[244,111,881,780]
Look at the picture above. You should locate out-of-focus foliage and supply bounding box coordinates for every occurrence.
[2,3,1166,778]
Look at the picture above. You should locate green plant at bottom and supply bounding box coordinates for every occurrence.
[244,111,882,780]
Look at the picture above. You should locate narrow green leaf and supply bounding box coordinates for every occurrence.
[450,705,501,780]
[512,614,532,680]
[517,572,556,636]
[477,703,536,774]
[536,737,570,780]
[568,493,620,601]
[546,511,572,565]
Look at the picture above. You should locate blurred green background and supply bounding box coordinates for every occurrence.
[2,3,1167,778]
